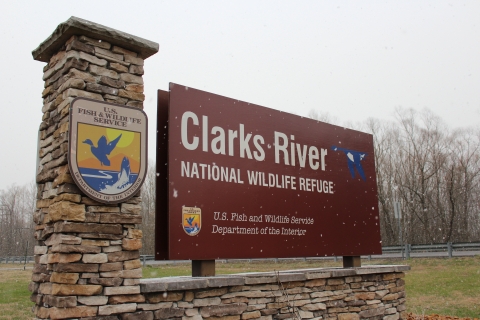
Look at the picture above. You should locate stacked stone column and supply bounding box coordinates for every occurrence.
[30,17,158,319]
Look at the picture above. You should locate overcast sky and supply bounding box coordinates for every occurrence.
[0,1,479,190]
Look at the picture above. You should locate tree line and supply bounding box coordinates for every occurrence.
[366,108,480,246]
[310,107,480,246]
[1,107,478,256]
[0,183,36,257]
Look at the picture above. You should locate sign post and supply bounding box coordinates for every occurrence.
[343,256,361,268]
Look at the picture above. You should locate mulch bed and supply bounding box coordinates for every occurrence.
[407,314,479,320]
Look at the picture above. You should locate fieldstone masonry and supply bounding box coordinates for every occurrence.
[136,266,409,320]
[30,17,158,319]
[30,17,409,320]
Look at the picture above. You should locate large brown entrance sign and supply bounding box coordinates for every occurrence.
[156,83,382,262]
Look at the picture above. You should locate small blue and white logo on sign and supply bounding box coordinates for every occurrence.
[331,146,367,181]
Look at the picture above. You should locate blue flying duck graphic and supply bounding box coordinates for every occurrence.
[331,146,367,181]
[186,216,195,226]
[83,134,122,166]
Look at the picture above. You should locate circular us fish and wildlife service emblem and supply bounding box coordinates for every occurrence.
[68,98,148,204]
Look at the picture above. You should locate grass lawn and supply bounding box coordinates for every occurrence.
[404,257,480,318]
[1,257,479,319]
[0,266,34,320]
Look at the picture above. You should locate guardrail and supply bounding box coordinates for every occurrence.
[137,241,480,266]
[2,242,479,266]
[382,242,480,259]
[0,256,34,264]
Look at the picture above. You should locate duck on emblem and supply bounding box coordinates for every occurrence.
[83,134,122,166]
[186,216,195,226]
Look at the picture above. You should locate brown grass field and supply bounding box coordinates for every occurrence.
[0,257,479,319]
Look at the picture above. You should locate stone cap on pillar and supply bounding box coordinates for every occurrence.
[32,16,159,62]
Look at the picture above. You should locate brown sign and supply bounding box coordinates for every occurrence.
[156,84,381,260]
[69,98,148,204]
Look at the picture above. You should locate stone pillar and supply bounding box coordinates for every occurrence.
[30,17,158,319]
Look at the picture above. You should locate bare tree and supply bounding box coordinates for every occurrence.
[139,163,156,255]
[367,107,480,245]
[308,110,339,125]
[0,182,35,257]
